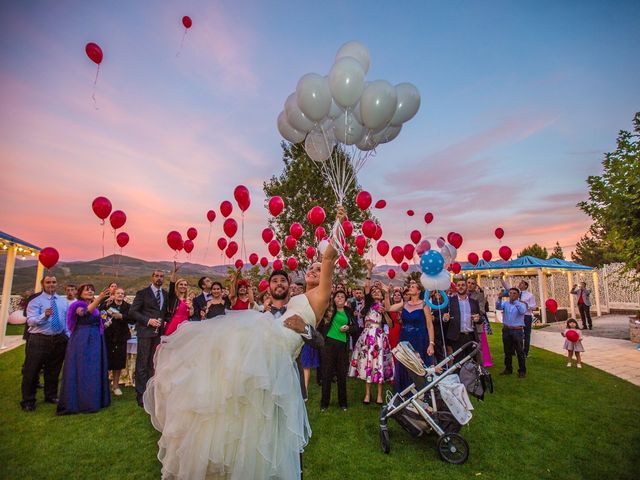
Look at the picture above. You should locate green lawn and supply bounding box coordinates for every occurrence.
[0,330,638,480]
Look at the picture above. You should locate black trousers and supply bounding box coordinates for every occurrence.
[320,337,349,408]
[523,315,533,356]
[135,336,160,401]
[578,304,592,329]
[21,333,68,406]
[502,328,526,373]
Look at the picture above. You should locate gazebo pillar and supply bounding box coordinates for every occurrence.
[537,268,547,323]
[34,261,44,293]
[567,272,575,318]
[592,271,602,317]
[0,245,18,349]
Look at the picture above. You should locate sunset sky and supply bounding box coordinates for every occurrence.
[1,1,639,265]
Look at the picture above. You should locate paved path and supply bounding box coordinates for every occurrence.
[0,335,25,354]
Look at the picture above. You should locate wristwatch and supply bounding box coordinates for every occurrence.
[301,324,312,339]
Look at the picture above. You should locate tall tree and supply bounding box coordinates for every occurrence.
[578,112,640,277]
[571,226,624,267]
[263,142,371,278]
[518,243,548,259]
[549,241,565,260]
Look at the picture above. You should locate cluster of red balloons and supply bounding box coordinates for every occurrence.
[92,196,130,249]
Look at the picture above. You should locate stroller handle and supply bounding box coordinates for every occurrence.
[434,341,480,370]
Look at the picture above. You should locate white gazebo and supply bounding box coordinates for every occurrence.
[0,231,45,349]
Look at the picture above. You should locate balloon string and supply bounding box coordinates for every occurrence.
[112,229,116,277]
[117,247,122,277]
[241,213,247,260]
[92,64,100,110]
[176,29,187,57]
[203,223,213,263]
[101,221,105,258]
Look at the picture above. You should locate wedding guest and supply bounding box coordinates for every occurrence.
[21,276,69,411]
[387,289,403,349]
[229,271,255,310]
[57,284,111,414]
[496,287,528,378]
[444,278,481,357]
[64,284,77,304]
[429,290,449,363]
[164,263,195,336]
[571,282,593,330]
[193,276,213,320]
[468,277,493,366]
[501,276,537,355]
[102,287,131,396]
[204,282,230,318]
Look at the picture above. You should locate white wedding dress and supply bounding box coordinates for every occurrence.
[143,293,316,480]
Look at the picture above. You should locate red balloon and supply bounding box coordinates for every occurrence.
[249,253,259,265]
[391,246,404,264]
[416,240,431,256]
[482,250,493,262]
[85,43,103,65]
[355,235,366,250]
[545,298,558,314]
[342,220,353,237]
[285,235,297,251]
[495,227,505,240]
[308,206,326,225]
[233,185,251,212]
[223,218,238,238]
[182,16,192,29]
[217,237,227,250]
[260,257,269,268]
[268,240,281,257]
[287,257,298,271]
[467,252,479,266]
[167,231,183,251]
[289,223,304,240]
[258,279,269,292]
[38,247,59,269]
[184,239,194,254]
[410,230,422,245]
[356,247,365,256]
[499,245,512,261]
[451,262,461,274]
[449,232,463,249]
[234,259,244,270]
[220,200,233,218]
[404,243,415,260]
[109,210,126,230]
[314,226,326,241]
[387,269,396,279]
[273,259,283,270]
[91,196,112,220]
[261,228,274,243]
[116,232,129,248]
[226,241,238,258]
[338,256,348,269]
[362,219,377,238]
[377,240,390,257]
[373,225,383,241]
[407,210,414,216]
[424,212,434,224]
[268,196,285,216]
[187,227,198,240]
[356,191,372,210]
[305,246,316,260]
[375,199,386,209]
[206,210,216,223]
[401,262,409,272]
[566,329,579,342]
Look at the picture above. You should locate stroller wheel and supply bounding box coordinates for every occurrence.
[380,428,390,454]
[437,433,469,464]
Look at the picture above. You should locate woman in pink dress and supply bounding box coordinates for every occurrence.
[164,264,194,336]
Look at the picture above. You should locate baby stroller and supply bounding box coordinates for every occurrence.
[379,341,481,464]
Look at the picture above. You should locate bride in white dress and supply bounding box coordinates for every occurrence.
[144,221,341,479]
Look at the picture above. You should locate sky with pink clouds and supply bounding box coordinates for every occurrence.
[1,1,639,265]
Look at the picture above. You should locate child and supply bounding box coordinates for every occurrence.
[561,318,585,368]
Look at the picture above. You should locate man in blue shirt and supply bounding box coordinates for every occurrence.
[21,275,69,411]
[496,287,528,378]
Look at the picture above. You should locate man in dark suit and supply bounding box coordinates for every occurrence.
[445,277,481,359]
[130,269,168,407]
[192,276,213,320]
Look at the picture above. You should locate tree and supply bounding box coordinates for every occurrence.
[549,242,565,260]
[263,142,372,279]
[518,243,548,259]
[571,226,625,268]
[578,112,640,277]
[403,271,422,288]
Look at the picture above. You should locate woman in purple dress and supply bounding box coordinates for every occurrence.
[57,284,111,415]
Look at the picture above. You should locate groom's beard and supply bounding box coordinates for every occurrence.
[270,287,288,301]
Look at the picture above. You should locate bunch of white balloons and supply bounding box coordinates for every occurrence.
[278,41,421,203]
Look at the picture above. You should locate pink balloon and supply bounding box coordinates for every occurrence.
[416,240,431,256]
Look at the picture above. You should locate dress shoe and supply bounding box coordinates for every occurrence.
[21,404,36,412]
[113,388,123,396]
[44,397,58,404]
[499,370,512,375]
[518,372,526,378]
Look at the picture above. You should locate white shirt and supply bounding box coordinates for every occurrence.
[458,296,473,332]
[150,285,164,310]
[520,290,536,315]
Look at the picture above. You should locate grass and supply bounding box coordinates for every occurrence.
[0,329,638,480]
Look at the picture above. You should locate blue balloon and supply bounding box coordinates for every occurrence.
[425,290,449,310]
[420,250,444,276]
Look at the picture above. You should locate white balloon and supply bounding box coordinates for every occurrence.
[320,117,336,143]
[391,83,421,125]
[356,132,378,151]
[277,110,306,143]
[317,239,329,255]
[305,127,334,162]
[285,93,314,133]
[421,270,450,291]
[334,111,365,145]
[335,41,371,74]
[329,99,343,119]
[296,73,332,122]
[328,57,365,109]
[440,243,458,265]
[372,124,402,144]
[359,80,397,131]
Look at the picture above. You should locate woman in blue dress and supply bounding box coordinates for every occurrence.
[57,284,111,415]
[384,279,435,393]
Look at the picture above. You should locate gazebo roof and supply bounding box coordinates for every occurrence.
[460,255,592,273]
[0,231,41,257]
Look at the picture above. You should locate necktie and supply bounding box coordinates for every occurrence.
[270,305,287,317]
[50,297,61,333]
[155,289,162,309]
